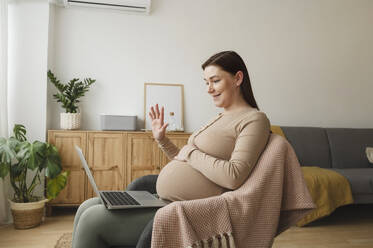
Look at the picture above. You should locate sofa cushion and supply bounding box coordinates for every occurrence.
[326,128,373,169]
[330,168,373,194]
[281,126,332,168]
[296,166,353,227]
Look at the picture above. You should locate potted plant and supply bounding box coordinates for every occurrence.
[0,124,69,229]
[47,70,96,130]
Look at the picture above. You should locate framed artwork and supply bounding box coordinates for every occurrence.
[144,83,184,131]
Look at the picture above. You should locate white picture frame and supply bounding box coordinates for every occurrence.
[144,83,184,131]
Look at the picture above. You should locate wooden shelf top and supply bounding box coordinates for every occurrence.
[48,130,192,135]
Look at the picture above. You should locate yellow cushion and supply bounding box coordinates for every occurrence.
[269,126,354,226]
[270,125,285,138]
[296,166,354,226]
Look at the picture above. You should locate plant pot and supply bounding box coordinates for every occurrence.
[8,199,49,229]
[60,112,81,130]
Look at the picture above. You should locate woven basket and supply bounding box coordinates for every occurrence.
[60,113,81,130]
[8,199,49,229]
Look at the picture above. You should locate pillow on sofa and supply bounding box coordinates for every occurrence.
[270,125,286,138]
[296,166,354,226]
[366,147,373,164]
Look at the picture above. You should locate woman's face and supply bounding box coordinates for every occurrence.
[203,65,242,109]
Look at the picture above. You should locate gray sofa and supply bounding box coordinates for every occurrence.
[280,126,373,204]
[73,127,373,247]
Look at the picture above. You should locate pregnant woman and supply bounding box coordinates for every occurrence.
[72,51,271,248]
[154,52,270,201]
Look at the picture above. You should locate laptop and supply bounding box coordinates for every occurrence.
[75,145,169,209]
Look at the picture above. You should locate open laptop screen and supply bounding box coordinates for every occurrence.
[75,145,101,197]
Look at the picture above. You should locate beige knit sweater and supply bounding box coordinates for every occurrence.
[156,107,271,202]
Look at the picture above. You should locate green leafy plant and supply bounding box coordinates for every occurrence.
[47,70,96,113]
[0,124,69,202]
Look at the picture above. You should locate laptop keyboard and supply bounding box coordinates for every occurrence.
[102,191,140,206]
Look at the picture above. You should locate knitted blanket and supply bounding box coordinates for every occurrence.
[151,134,316,248]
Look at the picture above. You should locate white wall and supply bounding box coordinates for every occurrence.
[8,0,49,198]
[47,0,373,131]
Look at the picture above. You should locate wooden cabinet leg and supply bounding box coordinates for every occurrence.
[46,205,53,217]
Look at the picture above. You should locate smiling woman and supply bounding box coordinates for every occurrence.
[202,51,260,113]
[203,65,244,109]
[155,51,272,201]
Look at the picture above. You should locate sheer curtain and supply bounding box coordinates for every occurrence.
[0,0,10,225]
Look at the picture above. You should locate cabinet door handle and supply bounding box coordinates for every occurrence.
[88,165,123,180]
[90,165,118,171]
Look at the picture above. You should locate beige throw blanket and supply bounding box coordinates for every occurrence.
[151,134,316,248]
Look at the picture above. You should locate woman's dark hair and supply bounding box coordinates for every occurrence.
[201,51,260,111]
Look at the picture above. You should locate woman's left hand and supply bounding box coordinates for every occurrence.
[173,144,198,162]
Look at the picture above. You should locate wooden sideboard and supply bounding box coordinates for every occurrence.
[47,130,190,212]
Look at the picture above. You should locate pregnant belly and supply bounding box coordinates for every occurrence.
[156,160,227,202]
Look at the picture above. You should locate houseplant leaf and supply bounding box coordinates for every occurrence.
[13,124,27,142]
[25,141,46,171]
[47,171,69,200]
[0,137,18,164]
[0,162,9,178]
[44,144,61,178]
[15,142,31,167]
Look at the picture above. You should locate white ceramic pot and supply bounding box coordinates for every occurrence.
[8,199,49,229]
[60,112,81,130]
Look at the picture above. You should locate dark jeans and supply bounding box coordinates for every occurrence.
[126,175,159,248]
